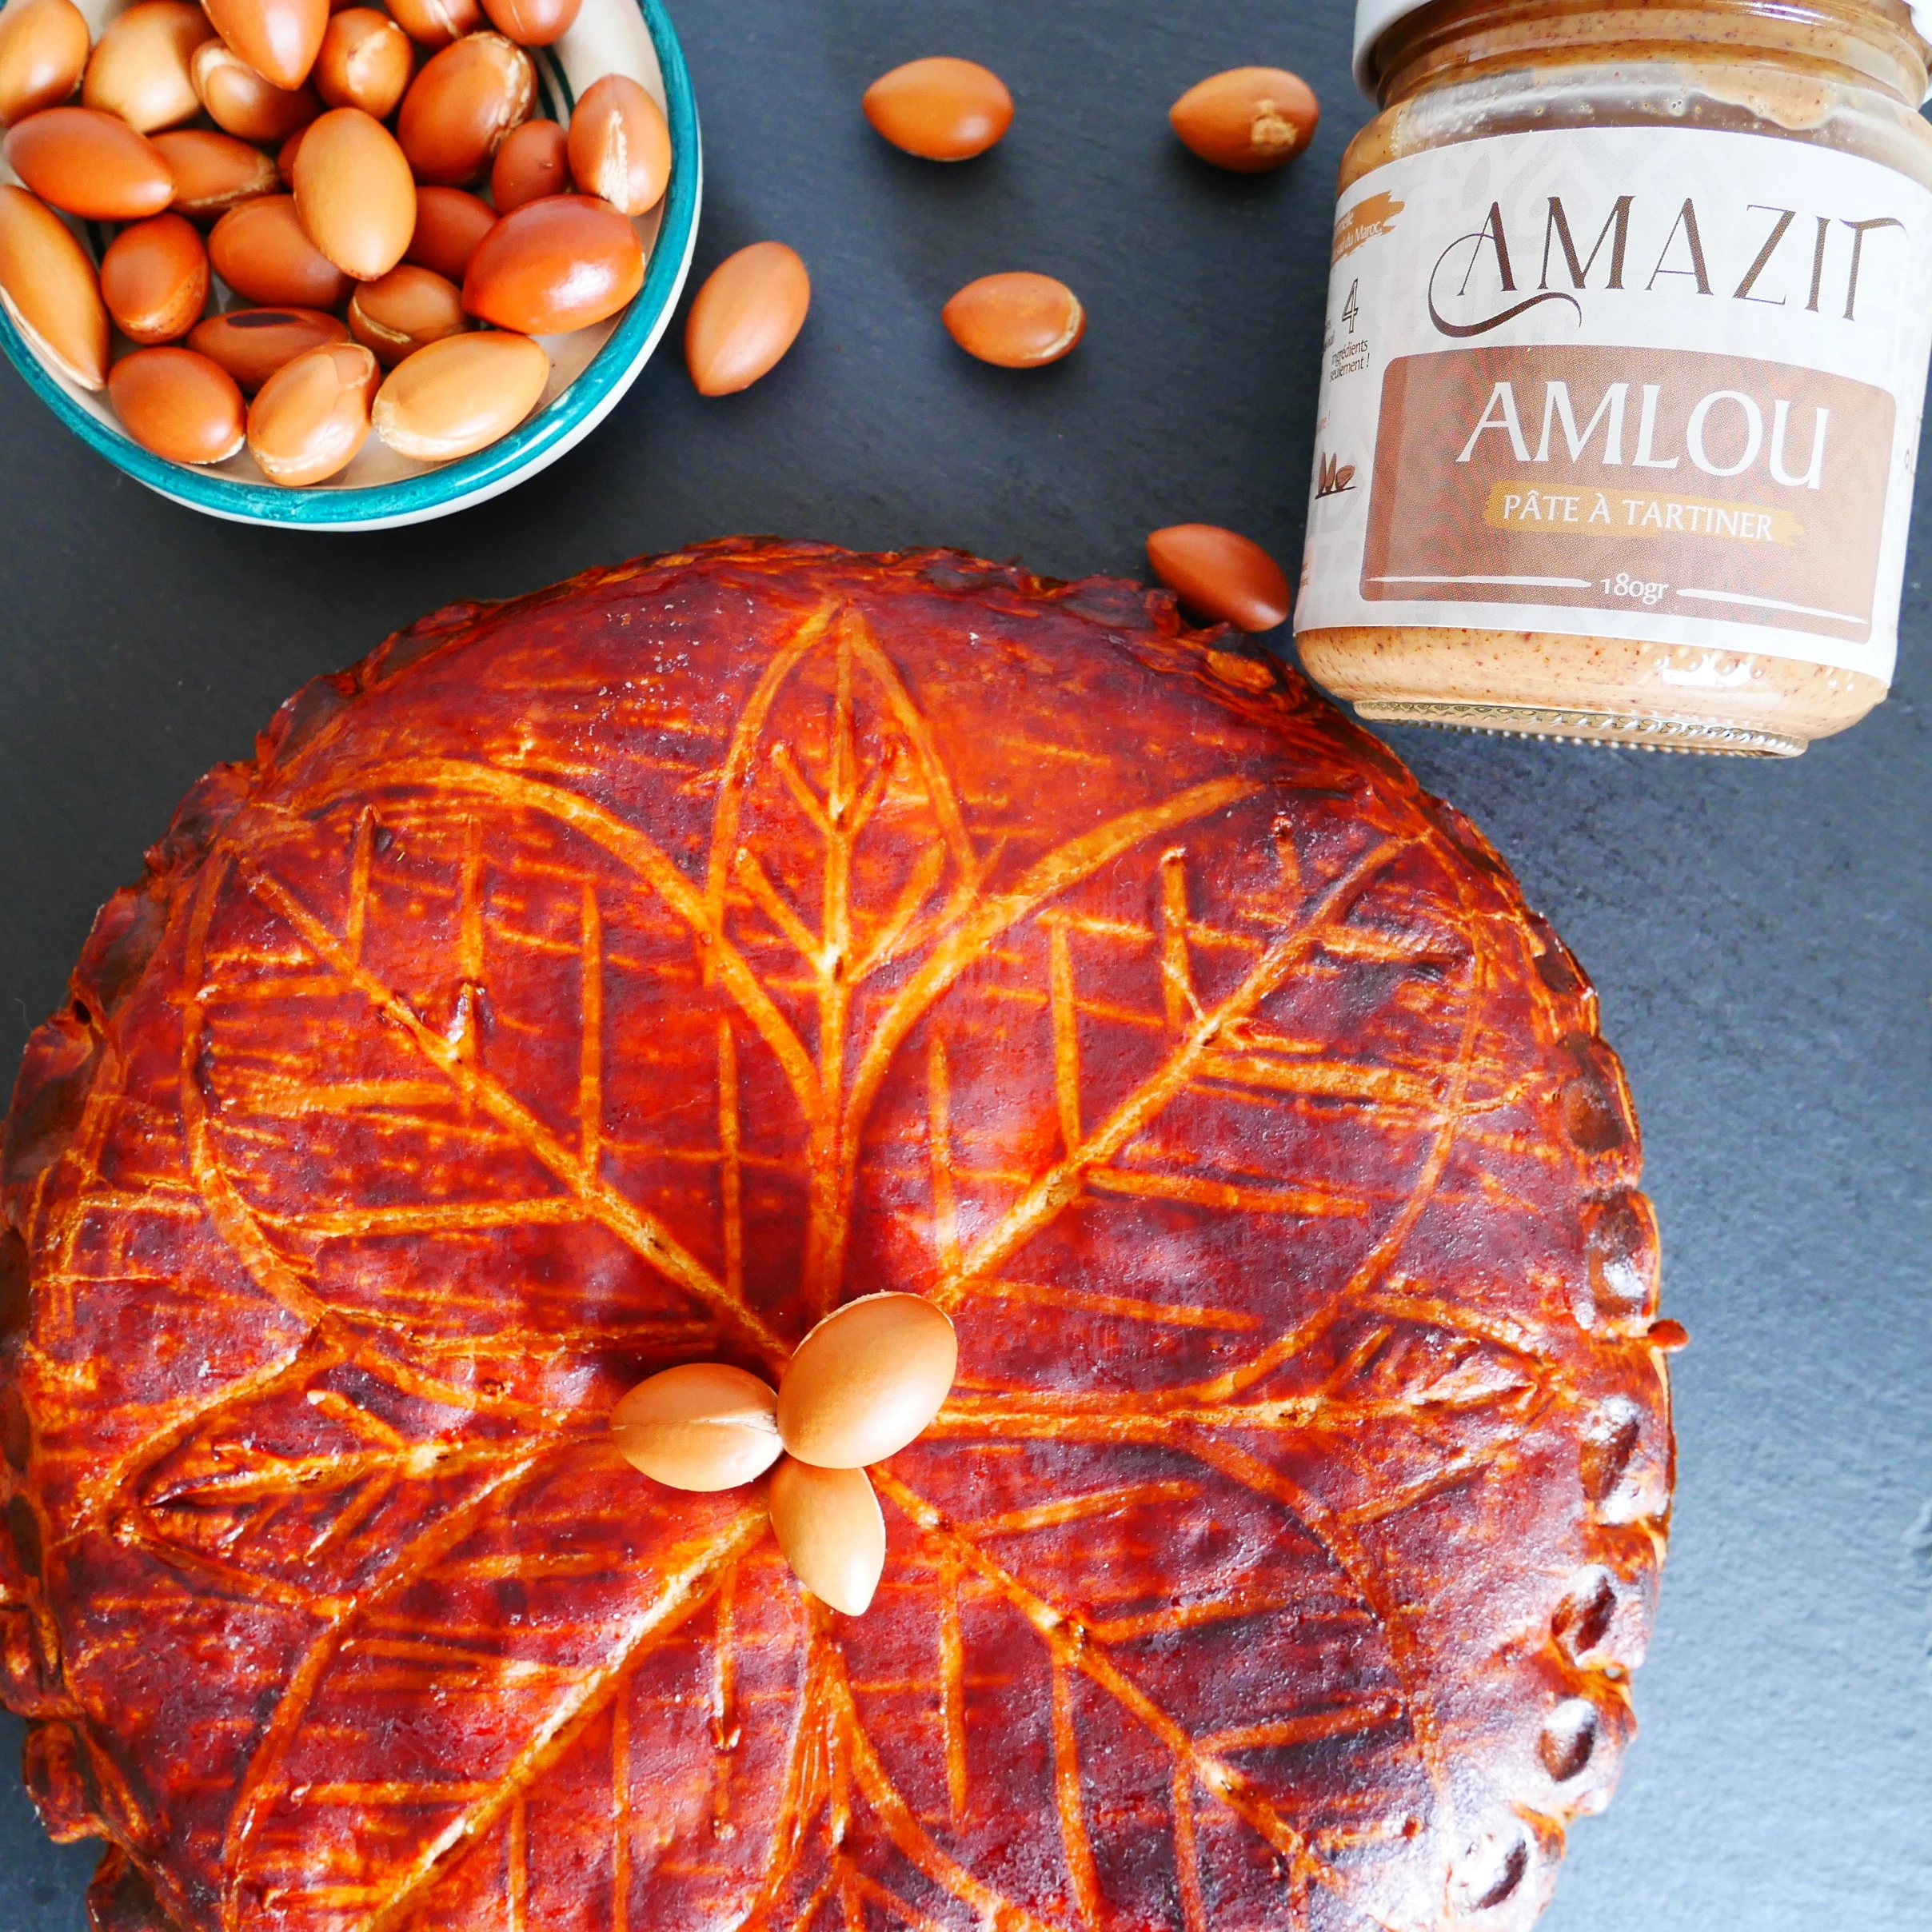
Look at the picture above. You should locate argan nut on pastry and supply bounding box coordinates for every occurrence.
[768,1459,888,1615]
[0,540,1673,1932]
[776,1292,958,1467]
[611,1363,784,1491]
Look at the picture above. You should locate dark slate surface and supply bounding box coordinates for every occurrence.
[2,0,1929,1926]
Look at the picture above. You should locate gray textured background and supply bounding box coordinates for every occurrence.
[2,0,1929,1925]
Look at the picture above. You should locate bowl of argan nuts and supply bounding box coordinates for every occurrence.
[0,0,698,528]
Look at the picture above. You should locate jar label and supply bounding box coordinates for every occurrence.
[1297,128,1932,682]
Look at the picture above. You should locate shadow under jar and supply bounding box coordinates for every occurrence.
[1296,0,1932,755]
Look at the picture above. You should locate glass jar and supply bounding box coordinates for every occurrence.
[1295,0,1932,754]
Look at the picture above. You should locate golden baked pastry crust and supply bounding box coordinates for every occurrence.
[0,539,1671,1932]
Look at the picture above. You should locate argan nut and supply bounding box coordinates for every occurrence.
[313,7,413,118]
[488,114,565,212]
[565,72,668,215]
[776,1292,958,1470]
[292,106,415,280]
[5,106,175,221]
[862,56,1010,161]
[373,326,544,457]
[478,0,577,46]
[203,0,327,92]
[684,240,808,397]
[1168,66,1319,173]
[0,0,89,126]
[941,270,1083,369]
[277,118,308,183]
[82,1,213,133]
[385,0,478,51]
[99,210,208,342]
[1146,522,1292,632]
[0,181,107,387]
[153,127,281,218]
[397,31,533,185]
[192,38,320,142]
[108,344,245,461]
[405,182,493,280]
[461,193,641,333]
[609,1363,783,1493]
[209,193,353,308]
[349,261,465,364]
[245,336,377,483]
[188,302,347,390]
[768,1459,886,1615]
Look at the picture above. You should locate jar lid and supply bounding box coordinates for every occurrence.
[1351,0,1932,96]
[1349,0,1420,91]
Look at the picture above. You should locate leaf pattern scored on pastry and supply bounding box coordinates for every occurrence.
[0,542,1671,1932]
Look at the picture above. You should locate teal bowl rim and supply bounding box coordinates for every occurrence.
[0,0,699,528]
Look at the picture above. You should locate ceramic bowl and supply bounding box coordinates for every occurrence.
[0,0,699,529]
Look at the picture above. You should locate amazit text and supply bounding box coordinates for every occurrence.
[1430,191,1904,337]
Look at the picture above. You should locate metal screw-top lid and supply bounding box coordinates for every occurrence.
[1351,0,1932,98]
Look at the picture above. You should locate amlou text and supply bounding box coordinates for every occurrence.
[1455,379,1829,489]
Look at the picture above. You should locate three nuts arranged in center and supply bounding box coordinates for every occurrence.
[610,1292,958,1615]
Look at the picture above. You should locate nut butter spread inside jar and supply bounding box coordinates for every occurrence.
[1297,0,1932,754]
